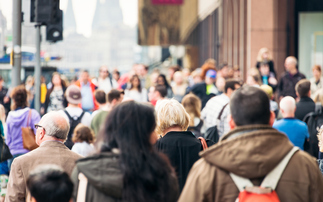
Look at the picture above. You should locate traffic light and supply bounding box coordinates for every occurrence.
[30,0,53,24]
[46,9,63,42]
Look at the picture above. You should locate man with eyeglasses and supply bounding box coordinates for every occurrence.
[97,65,118,94]
[5,111,82,202]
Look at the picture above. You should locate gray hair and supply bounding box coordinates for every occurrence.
[41,112,70,140]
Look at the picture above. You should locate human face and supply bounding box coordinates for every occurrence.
[157,77,165,85]
[313,69,321,80]
[99,68,109,79]
[52,74,61,86]
[148,87,156,102]
[80,72,89,84]
[132,77,140,87]
[205,76,215,85]
[259,65,270,76]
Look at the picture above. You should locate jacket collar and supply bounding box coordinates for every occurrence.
[201,124,294,178]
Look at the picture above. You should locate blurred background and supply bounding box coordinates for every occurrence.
[0,0,322,87]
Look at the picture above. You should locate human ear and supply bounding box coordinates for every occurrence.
[269,111,276,126]
[228,115,236,130]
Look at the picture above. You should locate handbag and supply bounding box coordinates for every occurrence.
[0,135,12,162]
[21,109,38,151]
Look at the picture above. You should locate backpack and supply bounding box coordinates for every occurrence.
[303,104,323,158]
[204,103,228,143]
[230,147,298,202]
[64,110,85,149]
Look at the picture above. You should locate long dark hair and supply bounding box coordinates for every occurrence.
[97,101,175,202]
[129,74,142,92]
[158,74,171,89]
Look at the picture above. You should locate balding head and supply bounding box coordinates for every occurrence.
[279,96,296,118]
[285,56,298,72]
[40,111,70,140]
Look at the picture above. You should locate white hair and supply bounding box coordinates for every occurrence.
[41,111,70,140]
[279,96,296,114]
[155,99,190,135]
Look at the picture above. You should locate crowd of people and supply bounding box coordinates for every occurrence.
[0,47,321,201]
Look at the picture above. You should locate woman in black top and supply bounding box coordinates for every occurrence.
[155,99,205,192]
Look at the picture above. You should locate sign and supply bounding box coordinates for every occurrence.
[151,0,183,5]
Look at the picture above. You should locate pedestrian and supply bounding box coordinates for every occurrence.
[71,124,95,157]
[278,56,306,99]
[179,86,323,202]
[6,111,81,202]
[124,74,148,102]
[72,101,179,201]
[6,85,41,171]
[27,165,73,202]
[43,72,67,114]
[155,99,208,192]
[59,85,92,149]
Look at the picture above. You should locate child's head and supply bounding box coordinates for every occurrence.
[72,124,94,144]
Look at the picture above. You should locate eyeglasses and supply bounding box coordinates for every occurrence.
[35,124,45,132]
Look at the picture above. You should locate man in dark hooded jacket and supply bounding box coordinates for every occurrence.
[179,86,323,202]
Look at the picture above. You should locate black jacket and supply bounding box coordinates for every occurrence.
[278,71,306,98]
[295,97,315,121]
[189,82,217,109]
[156,131,203,192]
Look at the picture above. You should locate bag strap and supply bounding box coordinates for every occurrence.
[260,147,298,189]
[198,137,208,151]
[76,172,88,202]
[76,111,85,121]
[26,109,32,127]
[217,103,229,120]
[230,147,298,191]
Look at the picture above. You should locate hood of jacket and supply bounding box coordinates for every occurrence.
[75,151,123,199]
[200,124,294,179]
[8,107,32,127]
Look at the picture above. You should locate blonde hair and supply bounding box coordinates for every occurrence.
[181,94,201,127]
[0,104,5,124]
[256,47,272,62]
[248,68,262,85]
[155,99,190,135]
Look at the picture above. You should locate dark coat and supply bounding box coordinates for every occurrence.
[189,82,217,109]
[278,71,306,98]
[295,97,315,121]
[72,151,179,202]
[156,131,203,192]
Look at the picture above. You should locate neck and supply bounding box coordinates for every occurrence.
[68,104,79,108]
[289,68,298,75]
[99,103,109,110]
[40,136,63,145]
[283,114,295,118]
[162,126,183,137]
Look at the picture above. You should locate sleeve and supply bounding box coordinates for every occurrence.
[220,107,231,136]
[6,118,12,147]
[5,159,26,202]
[178,159,215,202]
[71,166,80,202]
[317,159,323,175]
[81,113,92,127]
[309,158,323,202]
[278,77,284,98]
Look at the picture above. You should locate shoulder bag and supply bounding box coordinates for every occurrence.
[21,109,38,151]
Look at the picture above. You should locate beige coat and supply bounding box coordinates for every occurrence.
[179,125,323,202]
[5,141,82,202]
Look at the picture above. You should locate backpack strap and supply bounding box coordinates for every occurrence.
[260,147,298,189]
[64,110,85,121]
[230,147,299,191]
[26,109,32,127]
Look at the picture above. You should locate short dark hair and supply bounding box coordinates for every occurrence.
[224,79,241,93]
[10,85,28,110]
[154,85,167,98]
[72,124,94,143]
[230,86,270,126]
[107,89,121,103]
[295,79,311,98]
[27,165,73,202]
[94,90,106,104]
[219,63,228,70]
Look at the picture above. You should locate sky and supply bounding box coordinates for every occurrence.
[0,0,138,37]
